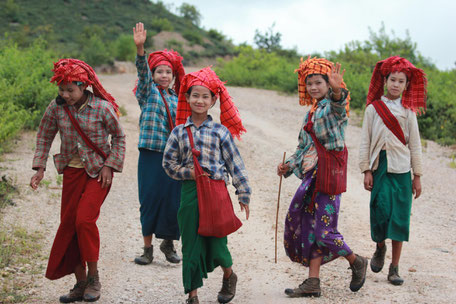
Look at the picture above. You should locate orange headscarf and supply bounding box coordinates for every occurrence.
[50,58,120,116]
[366,56,427,114]
[295,56,350,112]
[176,66,246,139]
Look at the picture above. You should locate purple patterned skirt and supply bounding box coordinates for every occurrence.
[284,169,352,266]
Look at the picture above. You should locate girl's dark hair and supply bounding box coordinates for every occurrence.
[187,86,215,97]
[305,73,329,84]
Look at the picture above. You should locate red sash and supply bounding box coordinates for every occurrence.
[304,111,348,211]
[371,100,406,145]
[157,86,175,131]
[64,106,107,160]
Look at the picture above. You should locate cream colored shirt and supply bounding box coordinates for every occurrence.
[359,96,423,176]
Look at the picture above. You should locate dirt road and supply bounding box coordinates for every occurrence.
[2,72,455,303]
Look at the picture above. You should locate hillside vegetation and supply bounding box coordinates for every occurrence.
[0,0,235,65]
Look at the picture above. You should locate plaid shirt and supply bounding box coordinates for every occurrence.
[32,92,126,177]
[286,90,348,179]
[135,54,177,152]
[163,116,251,204]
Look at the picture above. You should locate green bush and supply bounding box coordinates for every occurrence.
[215,45,297,93]
[80,34,113,66]
[0,39,57,150]
[182,30,203,46]
[150,17,174,32]
[112,34,136,62]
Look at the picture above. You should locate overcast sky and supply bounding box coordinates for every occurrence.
[160,0,455,70]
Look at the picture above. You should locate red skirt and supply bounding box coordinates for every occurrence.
[45,167,110,280]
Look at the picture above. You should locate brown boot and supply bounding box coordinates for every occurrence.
[284,278,321,297]
[134,246,153,265]
[59,281,86,303]
[83,272,101,302]
[186,296,200,304]
[217,271,237,303]
[371,244,387,273]
[388,263,404,286]
[160,240,181,264]
[350,254,368,292]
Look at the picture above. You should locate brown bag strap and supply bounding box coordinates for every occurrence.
[158,86,175,131]
[63,106,107,160]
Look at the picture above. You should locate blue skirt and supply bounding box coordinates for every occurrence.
[138,149,181,240]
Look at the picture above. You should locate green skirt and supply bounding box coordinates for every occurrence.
[178,180,233,294]
[370,151,412,242]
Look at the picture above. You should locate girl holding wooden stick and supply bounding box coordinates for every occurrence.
[277,56,367,297]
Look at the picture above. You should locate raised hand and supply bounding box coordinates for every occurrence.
[328,62,345,93]
[133,22,147,55]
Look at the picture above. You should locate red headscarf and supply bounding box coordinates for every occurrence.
[176,66,246,139]
[133,49,185,95]
[295,56,350,113]
[50,58,120,115]
[366,56,427,114]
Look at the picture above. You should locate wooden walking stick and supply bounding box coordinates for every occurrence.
[275,152,286,263]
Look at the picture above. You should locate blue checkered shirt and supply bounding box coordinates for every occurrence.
[135,54,177,152]
[163,116,251,204]
[286,90,348,179]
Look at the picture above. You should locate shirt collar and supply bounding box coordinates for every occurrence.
[381,95,401,105]
[184,115,214,129]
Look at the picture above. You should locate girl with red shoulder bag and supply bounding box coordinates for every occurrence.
[163,67,250,304]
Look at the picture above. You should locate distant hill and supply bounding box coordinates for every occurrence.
[0,0,235,65]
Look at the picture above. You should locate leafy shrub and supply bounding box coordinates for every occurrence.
[215,45,297,93]
[150,17,174,32]
[112,34,136,62]
[80,34,113,66]
[0,39,57,150]
[182,30,203,46]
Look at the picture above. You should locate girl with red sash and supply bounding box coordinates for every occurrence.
[132,22,185,266]
[163,67,250,304]
[277,56,368,297]
[359,56,426,285]
[30,58,126,302]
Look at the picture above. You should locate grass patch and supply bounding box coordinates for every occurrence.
[0,225,45,303]
[0,176,18,210]
[449,154,456,169]
[0,175,45,303]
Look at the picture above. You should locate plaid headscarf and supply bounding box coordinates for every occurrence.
[176,66,246,139]
[133,49,185,94]
[295,56,350,111]
[50,58,119,115]
[366,56,427,114]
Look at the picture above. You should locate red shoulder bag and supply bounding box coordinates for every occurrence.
[186,127,242,238]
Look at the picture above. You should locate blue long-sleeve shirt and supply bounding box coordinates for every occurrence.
[135,54,177,152]
[163,116,251,204]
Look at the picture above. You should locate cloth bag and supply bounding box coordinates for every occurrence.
[304,111,347,195]
[186,127,242,238]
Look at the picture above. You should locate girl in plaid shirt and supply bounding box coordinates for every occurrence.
[163,67,250,304]
[132,22,185,266]
[30,59,125,303]
[277,56,367,297]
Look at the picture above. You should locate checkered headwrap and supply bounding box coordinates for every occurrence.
[295,56,349,108]
[50,58,119,115]
[176,66,246,139]
[366,56,427,114]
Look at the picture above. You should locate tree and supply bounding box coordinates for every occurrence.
[254,23,282,53]
[178,3,201,26]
